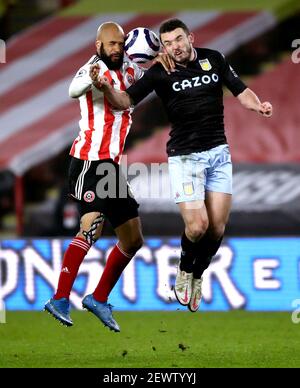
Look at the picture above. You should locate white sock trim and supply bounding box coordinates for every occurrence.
[116,243,133,259]
[71,238,90,252]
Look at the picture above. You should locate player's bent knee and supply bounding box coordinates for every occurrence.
[137,236,144,249]
[208,224,226,240]
[130,235,144,253]
[186,222,208,242]
[121,235,144,255]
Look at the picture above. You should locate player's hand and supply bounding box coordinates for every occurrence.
[97,75,112,91]
[89,63,101,88]
[153,53,175,75]
[259,101,273,117]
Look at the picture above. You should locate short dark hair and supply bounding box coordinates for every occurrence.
[159,19,190,38]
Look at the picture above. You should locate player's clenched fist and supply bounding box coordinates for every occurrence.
[97,76,111,90]
[259,101,273,117]
[89,63,101,88]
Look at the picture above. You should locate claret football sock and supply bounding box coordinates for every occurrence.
[93,243,134,303]
[54,237,90,300]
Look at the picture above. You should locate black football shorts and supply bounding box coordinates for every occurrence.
[68,157,139,229]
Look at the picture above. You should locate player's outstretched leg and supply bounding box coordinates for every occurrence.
[43,236,90,327]
[44,212,104,326]
[189,190,230,313]
[82,294,120,332]
[83,218,143,332]
[174,200,208,307]
[44,297,73,327]
[174,232,198,306]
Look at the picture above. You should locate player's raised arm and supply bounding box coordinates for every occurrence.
[219,51,272,118]
[153,53,176,74]
[69,62,100,98]
[89,63,104,90]
[237,88,273,117]
[99,75,132,109]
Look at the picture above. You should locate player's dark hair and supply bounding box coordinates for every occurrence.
[159,19,190,39]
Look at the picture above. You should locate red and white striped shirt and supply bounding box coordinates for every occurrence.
[69,55,143,163]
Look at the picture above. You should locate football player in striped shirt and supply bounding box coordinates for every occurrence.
[45,22,170,332]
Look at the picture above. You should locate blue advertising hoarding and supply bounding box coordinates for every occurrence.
[0,238,299,311]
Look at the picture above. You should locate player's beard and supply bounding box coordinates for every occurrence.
[170,43,193,65]
[99,44,124,70]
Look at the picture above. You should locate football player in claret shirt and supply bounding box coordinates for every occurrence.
[97,18,273,313]
[44,22,170,332]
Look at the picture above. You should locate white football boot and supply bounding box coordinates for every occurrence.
[188,277,203,312]
[174,263,193,306]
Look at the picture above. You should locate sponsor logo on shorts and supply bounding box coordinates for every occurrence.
[83,191,95,203]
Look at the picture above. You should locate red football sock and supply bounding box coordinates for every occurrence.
[93,244,133,303]
[54,237,90,300]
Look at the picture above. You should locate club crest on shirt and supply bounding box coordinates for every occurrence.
[199,58,212,71]
[126,74,134,85]
[83,191,95,203]
[183,182,194,196]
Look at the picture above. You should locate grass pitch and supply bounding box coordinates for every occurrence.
[60,0,294,15]
[1,311,299,368]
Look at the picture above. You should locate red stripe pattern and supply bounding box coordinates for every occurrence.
[79,91,95,159]
[193,12,256,47]
[7,17,89,62]
[99,71,115,160]
[115,70,131,163]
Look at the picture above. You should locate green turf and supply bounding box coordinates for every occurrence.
[1,311,300,368]
[60,0,297,15]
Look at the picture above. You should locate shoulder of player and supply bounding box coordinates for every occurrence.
[195,47,223,60]
[194,48,226,70]
[87,55,111,75]
[145,62,166,78]
[88,54,101,65]
[76,55,101,71]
